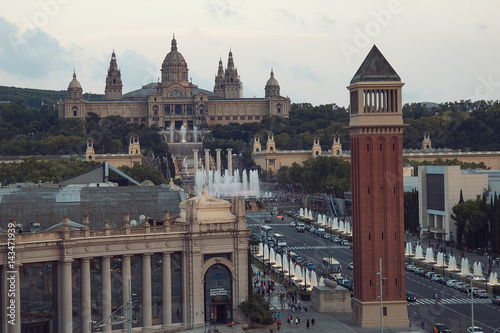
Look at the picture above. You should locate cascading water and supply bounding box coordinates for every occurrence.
[405,243,412,256]
[333,218,339,230]
[489,272,498,285]
[415,245,424,259]
[448,256,458,271]
[180,125,187,142]
[473,261,483,278]
[299,208,304,217]
[461,258,470,276]
[425,247,435,262]
[436,252,446,267]
[194,169,260,197]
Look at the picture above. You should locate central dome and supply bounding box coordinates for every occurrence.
[161,36,187,71]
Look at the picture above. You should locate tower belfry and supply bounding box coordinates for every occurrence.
[347,45,409,328]
[105,50,123,100]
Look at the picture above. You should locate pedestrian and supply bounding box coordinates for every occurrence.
[295,318,298,327]
[421,320,425,329]
[311,318,315,328]
[297,313,301,323]
[306,319,310,329]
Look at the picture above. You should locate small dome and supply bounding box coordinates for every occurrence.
[265,69,279,87]
[68,72,82,89]
[162,36,187,70]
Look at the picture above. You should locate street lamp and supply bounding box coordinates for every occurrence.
[488,241,493,276]
[450,232,454,257]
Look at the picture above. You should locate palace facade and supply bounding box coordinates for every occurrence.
[58,36,290,128]
[0,187,249,333]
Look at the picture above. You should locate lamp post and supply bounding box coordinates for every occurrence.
[488,241,493,276]
[450,232,454,257]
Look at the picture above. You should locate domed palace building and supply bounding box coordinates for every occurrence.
[58,35,290,129]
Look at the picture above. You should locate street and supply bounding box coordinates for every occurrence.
[247,212,500,333]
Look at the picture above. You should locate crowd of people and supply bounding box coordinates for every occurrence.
[253,271,317,332]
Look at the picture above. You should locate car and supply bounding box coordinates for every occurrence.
[331,236,340,243]
[341,280,353,291]
[425,271,435,279]
[348,262,354,270]
[406,264,416,272]
[467,326,484,333]
[289,221,296,227]
[406,291,416,302]
[433,323,450,333]
[431,274,442,282]
[306,262,316,270]
[469,287,479,296]
[492,297,500,305]
[415,268,424,275]
[446,279,457,287]
[295,256,303,264]
[440,277,450,285]
[474,290,488,298]
[454,282,465,290]
[310,228,316,234]
[340,239,349,246]
[419,270,428,277]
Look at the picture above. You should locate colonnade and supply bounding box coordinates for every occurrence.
[4,252,175,333]
[363,88,398,113]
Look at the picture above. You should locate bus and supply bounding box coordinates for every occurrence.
[321,258,341,277]
[273,233,286,247]
[261,225,275,243]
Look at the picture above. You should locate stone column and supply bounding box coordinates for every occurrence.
[216,148,222,174]
[193,149,198,173]
[162,252,172,327]
[81,258,91,333]
[61,261,73,332]
[122,255,131,331]
[143,253,152,328]
[204,149,210,175]
[102,256,111,333]
[227,148,233,176]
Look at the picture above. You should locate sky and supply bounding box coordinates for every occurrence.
[0,0,499,107]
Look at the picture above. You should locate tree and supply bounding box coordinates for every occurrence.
[451,199,489,250]
[118,164,166,185]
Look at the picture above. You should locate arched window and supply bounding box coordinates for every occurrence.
[113,78,116,84]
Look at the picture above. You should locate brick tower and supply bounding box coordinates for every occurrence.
[347,45,409,327]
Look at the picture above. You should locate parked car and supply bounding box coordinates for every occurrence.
[406,291,416,302]
[431,274,442,282]
[419,270,428,277]
[467,326,484,333]
[446,279,457,287]
[425,271,435,279]
[406,265,416,272]
[415,268,424,275]
[440,277,450,285]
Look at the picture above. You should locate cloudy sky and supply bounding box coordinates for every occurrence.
[0,0,499,106]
